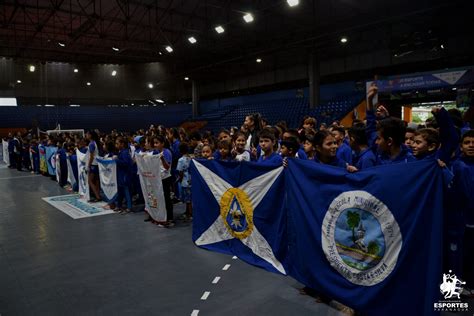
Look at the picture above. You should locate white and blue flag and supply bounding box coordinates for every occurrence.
[97,157,118,203]
[191,159,287,274]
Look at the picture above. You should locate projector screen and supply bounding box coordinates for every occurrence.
[0,98,17,106]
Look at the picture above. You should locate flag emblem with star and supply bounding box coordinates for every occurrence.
[191,159,288,274]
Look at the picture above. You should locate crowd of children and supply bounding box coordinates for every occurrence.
[2,85,474,307]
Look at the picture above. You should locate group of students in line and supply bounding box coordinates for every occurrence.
[3,84,474,308]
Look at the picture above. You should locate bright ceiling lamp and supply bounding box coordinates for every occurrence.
[340,37,348,43]
[287,0,299,7]
[165,46,173,53]
[111,70,117,76]
[112,47,120,51]
[188,36,197,44]
[148,83,154,89]
[29,65,35,72]
[243,13,254,23]
[215,25,225,34]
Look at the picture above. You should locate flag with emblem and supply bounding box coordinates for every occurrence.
[96,157,118,203]
[191,159,288,274]
[46,146,58,176]
[286,159,446,316]
[76,149,90,200]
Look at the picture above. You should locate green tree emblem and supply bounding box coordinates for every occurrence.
[346,211,361,243]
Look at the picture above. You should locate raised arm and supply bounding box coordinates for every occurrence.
[432,107,459,163]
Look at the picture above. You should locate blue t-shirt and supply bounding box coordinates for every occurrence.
[257,152,283,165]
[353,148,377,170]
[336,142,352,165]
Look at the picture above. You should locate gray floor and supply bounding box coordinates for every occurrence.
[0,165,346,316]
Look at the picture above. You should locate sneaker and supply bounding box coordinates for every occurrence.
[167,221,175,227]
[120,209,131,215]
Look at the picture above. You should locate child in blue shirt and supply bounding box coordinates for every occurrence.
[114,137,133,213]
[313,130,346,167]
[444,130,474,295]
[177,143,192,221]
[30,139,40,174]
[217,140,233,162]
[347,123,376,171]
[332,126,352,165]
[257,129,283,165]
[411,107,458,163]
[366,84,416,165]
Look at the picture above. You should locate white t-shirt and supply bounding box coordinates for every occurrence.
[235,151,251,162]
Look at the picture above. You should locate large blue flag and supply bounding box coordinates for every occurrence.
[286,159,445,316]
[191,159,288,274]
[46,146,58,176]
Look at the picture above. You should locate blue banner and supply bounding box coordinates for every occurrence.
[191,159,288,274]
[46,146,58,176]
[286,159,444,316]
[372,68,474,92]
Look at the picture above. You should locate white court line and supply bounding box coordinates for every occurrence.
[0,175,41,180]
[222,264,231,271]
[212,276,221,284]
[191,310,199,316]
[232,256,238,260]
[200,291,210,300]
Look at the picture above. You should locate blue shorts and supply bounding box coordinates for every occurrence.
[89,165,99,174]
[181,187,192,203]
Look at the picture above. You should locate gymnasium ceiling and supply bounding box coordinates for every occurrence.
[0,0,473,81]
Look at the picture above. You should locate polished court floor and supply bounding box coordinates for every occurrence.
[0,164,349,316]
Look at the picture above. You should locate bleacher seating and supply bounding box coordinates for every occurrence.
[0,86,363,133]
[0,104,192,132]
[191,94,362,133]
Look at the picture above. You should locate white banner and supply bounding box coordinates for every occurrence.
[2,140,10,165]
[97,157,118,203]
[55,153,61,183]
[136,153,167,222]
[66,156,77,188]
[76,149,90,201]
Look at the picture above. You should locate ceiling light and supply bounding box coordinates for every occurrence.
[16,80,22,84]
[111,70,117,76]
[69,104,80,107]
[452,87,457,91]
[74,68,79,73]
[287,0,299,7]
[340,37,348,43]
[86,82,91,86]
[243,13,254,23]
[29,65,35,72]
[188,36,197,44]
[148,83,154,89]
[44,104,55,107]
[184,77,189,81]
[158,51,163,55]
[112,47,120,52]
[215,26,225,34]
[256,58,262,63]
[165,46,173,53]
[440,44,445,49]
[156,99,165,103]
[58,42,66,47]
